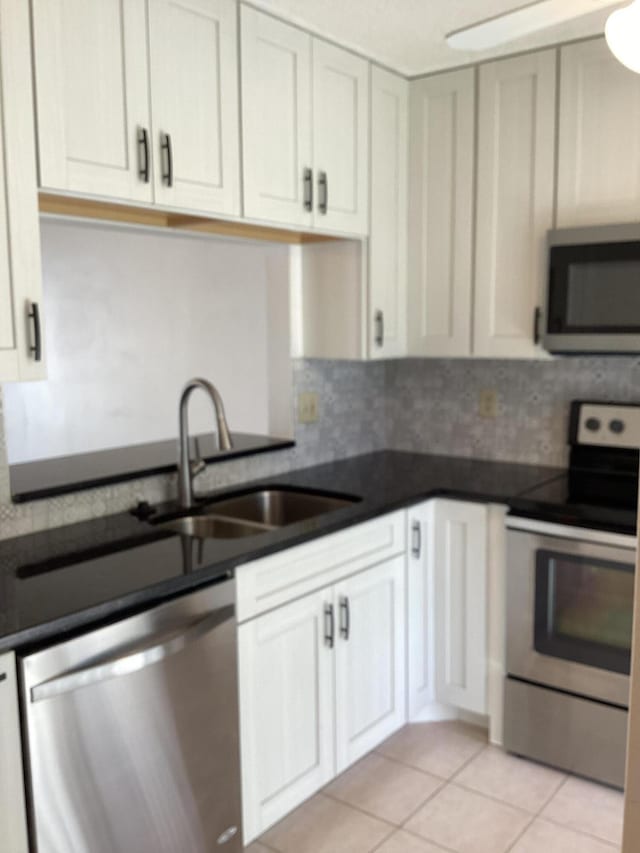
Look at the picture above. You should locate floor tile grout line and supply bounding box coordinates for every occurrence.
[314,790,397,833]
[367,821,403,853]
[395,822,461,853]
[371,748,450,783]
[450,777,562,817]
[446,742,489,785]
[540,813,623,848]
[502,812,538,853]
[533,773,569,817]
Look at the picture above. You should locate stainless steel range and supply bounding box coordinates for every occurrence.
[504,401,639,788]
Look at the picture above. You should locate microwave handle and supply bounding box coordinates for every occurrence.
[533,306,542,345]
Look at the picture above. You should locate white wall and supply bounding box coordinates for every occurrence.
[3,219,292,464]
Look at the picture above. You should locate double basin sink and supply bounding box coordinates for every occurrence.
[153,488,360,540]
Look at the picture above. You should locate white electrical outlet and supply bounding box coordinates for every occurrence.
[479,389,498,419]
[298,392,319,424]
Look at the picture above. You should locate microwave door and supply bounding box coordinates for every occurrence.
[545,239,640,353]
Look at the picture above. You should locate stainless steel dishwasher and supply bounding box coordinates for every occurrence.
[20,575,242,853]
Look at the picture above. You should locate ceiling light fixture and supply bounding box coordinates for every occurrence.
[447,0,619,52]
[606,1,640,72]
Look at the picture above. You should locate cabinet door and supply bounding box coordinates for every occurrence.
[474,51,556,359]
[408,69,475,357]
[0,653,29,853]
[432,500,487,715]
[149,0,240,216]
[241,7,313,228]
[0,0,46,382]
[557,38,640,227]
[369,67,408,359]
[312,40,369,236]
[238,590,335,843]
[407,503,434,719]
[334,556,406,772]
[32,0,152,203]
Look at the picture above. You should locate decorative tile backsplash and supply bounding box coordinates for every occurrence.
[386,356,640,467]
[0,355,638,541]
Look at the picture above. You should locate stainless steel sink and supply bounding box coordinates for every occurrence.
[153,488,359,539]
[158,514,274,539]
[206,488,358,527]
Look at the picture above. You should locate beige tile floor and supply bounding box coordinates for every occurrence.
[245,721,625,853]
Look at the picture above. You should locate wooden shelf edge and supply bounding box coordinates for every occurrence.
[38,193,338,245]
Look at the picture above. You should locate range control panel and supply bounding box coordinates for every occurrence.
[574,402,640,450]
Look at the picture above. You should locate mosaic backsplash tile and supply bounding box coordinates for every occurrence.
[386,356,640,467]
[0,355,638,541]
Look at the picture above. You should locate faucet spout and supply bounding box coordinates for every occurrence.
[178,377,233,509]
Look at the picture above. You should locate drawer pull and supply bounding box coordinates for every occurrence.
[324,603,335,648]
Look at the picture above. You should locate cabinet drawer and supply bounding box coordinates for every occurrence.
[236,511,406,622]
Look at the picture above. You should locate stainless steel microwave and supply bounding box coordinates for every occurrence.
[545,224,640,354]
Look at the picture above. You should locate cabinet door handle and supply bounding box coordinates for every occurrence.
[374,310,384,348]
[318,171,328,214]
[161,132,173,187]
[324,603,335,649]
[303,167,313,211]
[411,520,421,558]
[137,127,150,183]
[339,596,350,640]
[28,302,42,362]
[533,306,542,345]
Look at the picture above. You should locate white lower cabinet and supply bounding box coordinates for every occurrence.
[238,589,335,843]
[237,515,407,844]
[407,499,488,720]
[334,556,406,772]
[0,653,29,853]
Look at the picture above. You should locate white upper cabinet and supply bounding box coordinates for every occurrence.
[312,40,369,235]
[240,7,313,228]
[0,0,46,382]
[32,0,152,203]
[474,50,556,359]
[241,7,369,235]
[32,0,240,216]
[557,38,640,227]
[369,66,408,359]
[408,69,475,357]
[148,0,240,215]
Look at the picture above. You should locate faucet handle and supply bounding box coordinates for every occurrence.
[190,436,207,478]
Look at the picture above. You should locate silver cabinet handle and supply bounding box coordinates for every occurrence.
[324,603,335,648]
[374,310,384,348]
[411,520,422,558]
[318,171,328,214]
[28,301,42,362]
[303,167,313,211]
[161,132,173,187]
[30,607,231,703]
[137,127,150,183]
[339,596,350,640]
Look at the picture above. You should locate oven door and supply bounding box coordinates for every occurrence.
[506,521,636,707]
[545,236,640,353]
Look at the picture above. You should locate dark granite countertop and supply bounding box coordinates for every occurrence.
[0,450,564,653]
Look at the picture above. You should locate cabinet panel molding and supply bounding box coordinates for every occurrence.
[474,50,556,359]
[408,69,475,357]
[241,7,313,227]
[557,37,640,227]
[369,66,408,359]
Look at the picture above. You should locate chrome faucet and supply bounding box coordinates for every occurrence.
[178,378,233,508]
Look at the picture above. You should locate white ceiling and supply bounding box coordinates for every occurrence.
[248,0,624,76]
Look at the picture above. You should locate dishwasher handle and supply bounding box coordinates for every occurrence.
[30,606,232,703]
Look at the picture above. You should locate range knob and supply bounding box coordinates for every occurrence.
[609,419,625,434]
[585,417,601,432]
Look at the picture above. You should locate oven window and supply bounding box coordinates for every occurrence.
[548,242,640,334]
[534,549,634,674]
